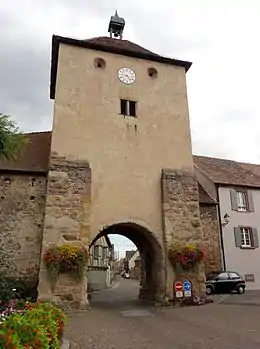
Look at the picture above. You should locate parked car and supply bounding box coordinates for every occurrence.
[123,272,130,279]
[121,271,130,279]
[205,271,246,295]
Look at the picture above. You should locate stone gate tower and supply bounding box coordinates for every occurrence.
[38,12,205,307]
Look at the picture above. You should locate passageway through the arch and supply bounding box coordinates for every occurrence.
[89,222,163,306]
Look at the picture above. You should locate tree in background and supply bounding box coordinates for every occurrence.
[0,113,28,161]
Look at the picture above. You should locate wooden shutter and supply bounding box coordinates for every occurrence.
[120,99,127,115]
[230,189,238,210]
[129,101,136,117]
[252,228,259,248]
[234,227,242,247]
[247,191,255,212]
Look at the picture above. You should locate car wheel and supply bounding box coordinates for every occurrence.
[206,286,213,295]
[237,286,245,294]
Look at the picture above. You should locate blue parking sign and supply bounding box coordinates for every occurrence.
[183,280,191,292]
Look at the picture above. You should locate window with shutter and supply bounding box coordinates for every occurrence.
[230,188,254,212]
[120,99,137,117]
[240,227,252,247]
[235,227,259,248]
[236,191,247,211]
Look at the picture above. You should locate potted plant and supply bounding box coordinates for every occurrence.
[168,243,206,272]
[43,244,88,285]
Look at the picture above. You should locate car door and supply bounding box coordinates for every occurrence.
[215,272,230,293]
[228,272,242,292]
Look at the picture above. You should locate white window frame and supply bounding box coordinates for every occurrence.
[240,227,252,247]
[236,191,247,212]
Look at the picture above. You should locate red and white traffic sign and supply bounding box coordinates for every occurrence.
[174,281,183,292]
[174,281,184,298]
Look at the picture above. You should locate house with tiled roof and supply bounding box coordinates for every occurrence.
[194,155,260,290]
[87,235,114,291]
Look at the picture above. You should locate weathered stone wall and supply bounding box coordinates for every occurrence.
[161,169,205,297]
[37,154,91,308]
[200,204,222,273]
[0,164,221,305]
[0,173,47,285]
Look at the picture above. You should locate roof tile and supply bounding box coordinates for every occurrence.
[0,131,51,172]
[198,183,216,204]
[2,132,258,200]
[193,155,260,188]
[86,37,159,57]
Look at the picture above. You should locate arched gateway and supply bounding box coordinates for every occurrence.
[37,12,206,308]
[90,222,164,302]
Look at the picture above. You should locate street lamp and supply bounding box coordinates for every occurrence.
[222,213,230,227]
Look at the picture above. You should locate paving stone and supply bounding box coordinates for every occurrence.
[119,309,153,317]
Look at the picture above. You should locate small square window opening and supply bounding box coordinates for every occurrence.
[120,99,137,117]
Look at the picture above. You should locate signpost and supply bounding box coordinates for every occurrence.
[174,281,183,298]
[183,280,192,297]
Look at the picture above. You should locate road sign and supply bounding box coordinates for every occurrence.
[174,281,183,298]
[183,281,191,291]
[175,281,183,292]
[175,281,183,291]
[183,280,192,297]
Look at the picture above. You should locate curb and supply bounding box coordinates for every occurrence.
[222,301,260,307]
[89,280,120,295]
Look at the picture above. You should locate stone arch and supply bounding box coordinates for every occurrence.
[89,221,165,302]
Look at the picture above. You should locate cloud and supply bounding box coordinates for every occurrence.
[1,0,260,251]
[109,235,136,259]
[1,0,260,158]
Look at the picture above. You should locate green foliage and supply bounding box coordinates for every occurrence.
[0,244,19,305]
[44,244,88,285]
[0,312,50,348]
[0,113,28,161]
[0,276,33,306]
[0,302,67,348]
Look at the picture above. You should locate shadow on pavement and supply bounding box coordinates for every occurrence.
[89,277,155,311]
[214,290,260,306]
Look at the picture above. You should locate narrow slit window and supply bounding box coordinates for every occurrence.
[120,99,137,117]
[129,101,136,117]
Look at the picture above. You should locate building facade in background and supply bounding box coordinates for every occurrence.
[195,156,260,289]
[88,235,114,291]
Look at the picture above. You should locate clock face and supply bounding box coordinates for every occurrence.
[118,67,136,85]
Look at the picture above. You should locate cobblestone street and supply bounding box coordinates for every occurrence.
[65,278,260,349]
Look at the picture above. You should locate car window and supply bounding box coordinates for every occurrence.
[229,272,240,279]
[217,272,229,280]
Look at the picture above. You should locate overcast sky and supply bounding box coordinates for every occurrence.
[1,0,259,254]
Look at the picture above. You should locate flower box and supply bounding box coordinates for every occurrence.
[169,243,206,271]
[44,244,88,285]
